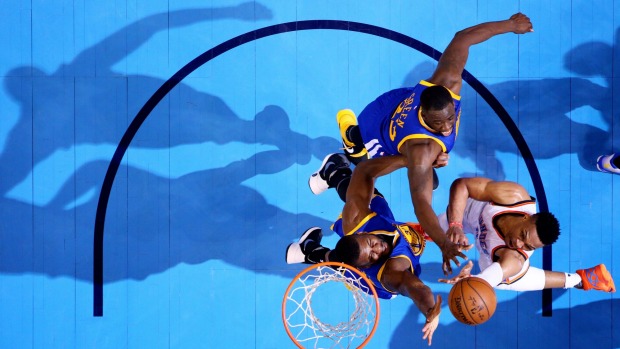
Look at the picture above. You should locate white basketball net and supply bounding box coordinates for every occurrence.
[283,263,379,349]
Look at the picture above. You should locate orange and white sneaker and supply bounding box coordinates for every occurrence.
[576,264,616,292]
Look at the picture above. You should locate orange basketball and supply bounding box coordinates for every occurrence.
[448,277,497,325]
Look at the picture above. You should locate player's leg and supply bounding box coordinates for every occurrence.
[496,265,615,292]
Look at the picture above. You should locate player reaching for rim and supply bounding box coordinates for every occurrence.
[309,13,535,275]
[436,177,615,293]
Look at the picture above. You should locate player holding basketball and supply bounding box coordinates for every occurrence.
[436,177,615,293]
[310,13,535,275]
[288,154,442,345]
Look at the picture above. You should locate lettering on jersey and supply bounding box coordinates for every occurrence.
[477,215,489,256]
[389,93,415,141]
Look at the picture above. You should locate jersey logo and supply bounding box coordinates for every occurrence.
[476,215,490,255]
[398,224,425,256]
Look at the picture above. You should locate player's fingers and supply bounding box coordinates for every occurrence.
[463,260,474,271]
[455,251,468,260]
[421,323,435,345]
[442,261,451,275]
[422,325,429,338]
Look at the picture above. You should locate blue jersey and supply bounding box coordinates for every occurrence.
[331,195,425,299]
[357,80,461,157]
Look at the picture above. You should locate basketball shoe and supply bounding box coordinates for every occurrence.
[337,109,368,164]
[285,227,326,264]
[596,154,620,174]
[576,264,616,292]
[308,153,351,195]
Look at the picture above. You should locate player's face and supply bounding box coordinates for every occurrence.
[422,104,456,136]
[505,216,544,251]
[354,234,390,268]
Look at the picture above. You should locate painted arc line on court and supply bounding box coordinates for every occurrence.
[93,19,551,316]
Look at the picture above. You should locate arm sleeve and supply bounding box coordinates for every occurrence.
[474,262,504,287]
[494,266,546,291]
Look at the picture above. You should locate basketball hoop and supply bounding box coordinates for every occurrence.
[282,262,380,349]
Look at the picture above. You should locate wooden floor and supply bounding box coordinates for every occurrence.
[0,1,618,348]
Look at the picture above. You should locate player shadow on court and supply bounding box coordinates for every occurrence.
[1,3,273,198]
[0,4,342,281]
[402,32,617,179]
[388,266,618,349]
[0,105,337,282]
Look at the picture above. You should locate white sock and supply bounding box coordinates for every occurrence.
[564,272,582,289]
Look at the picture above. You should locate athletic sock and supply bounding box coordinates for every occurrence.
[334,176,350,202]
[345,126,367,165]
[327,168,352,199]
[305,244,330,264]
[564,272,582,289]
[345,126,362,145]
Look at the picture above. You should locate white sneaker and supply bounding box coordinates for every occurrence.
[285,227,323,264]
[308,153,351,195]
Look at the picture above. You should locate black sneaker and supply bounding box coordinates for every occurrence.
[308,153,351,195]
[285,227,323,264]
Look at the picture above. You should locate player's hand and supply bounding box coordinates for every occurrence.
[439,240,471,275]
[422,295,442,346]
[446,225,470,246]
[509,13,533,34]
[432,152,449,168]
[438,260,474,284]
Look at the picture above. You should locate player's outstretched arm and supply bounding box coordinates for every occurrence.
[381,258,441,346]
[401,139,469,275]
[428,13,534,94]
[439,249,525,288]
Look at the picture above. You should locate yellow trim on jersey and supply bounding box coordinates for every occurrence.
[419,80,461,100]
[455,109,461,137]
[344,212,377,235]
[376,255,414,294]
[397,134,447,153]
[417,107,437,133]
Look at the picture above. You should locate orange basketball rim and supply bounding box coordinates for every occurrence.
[282,261,380,349]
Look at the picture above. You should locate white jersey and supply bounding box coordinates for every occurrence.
[461,197,537,284]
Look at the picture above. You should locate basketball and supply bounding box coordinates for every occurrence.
[448,277,497,325]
